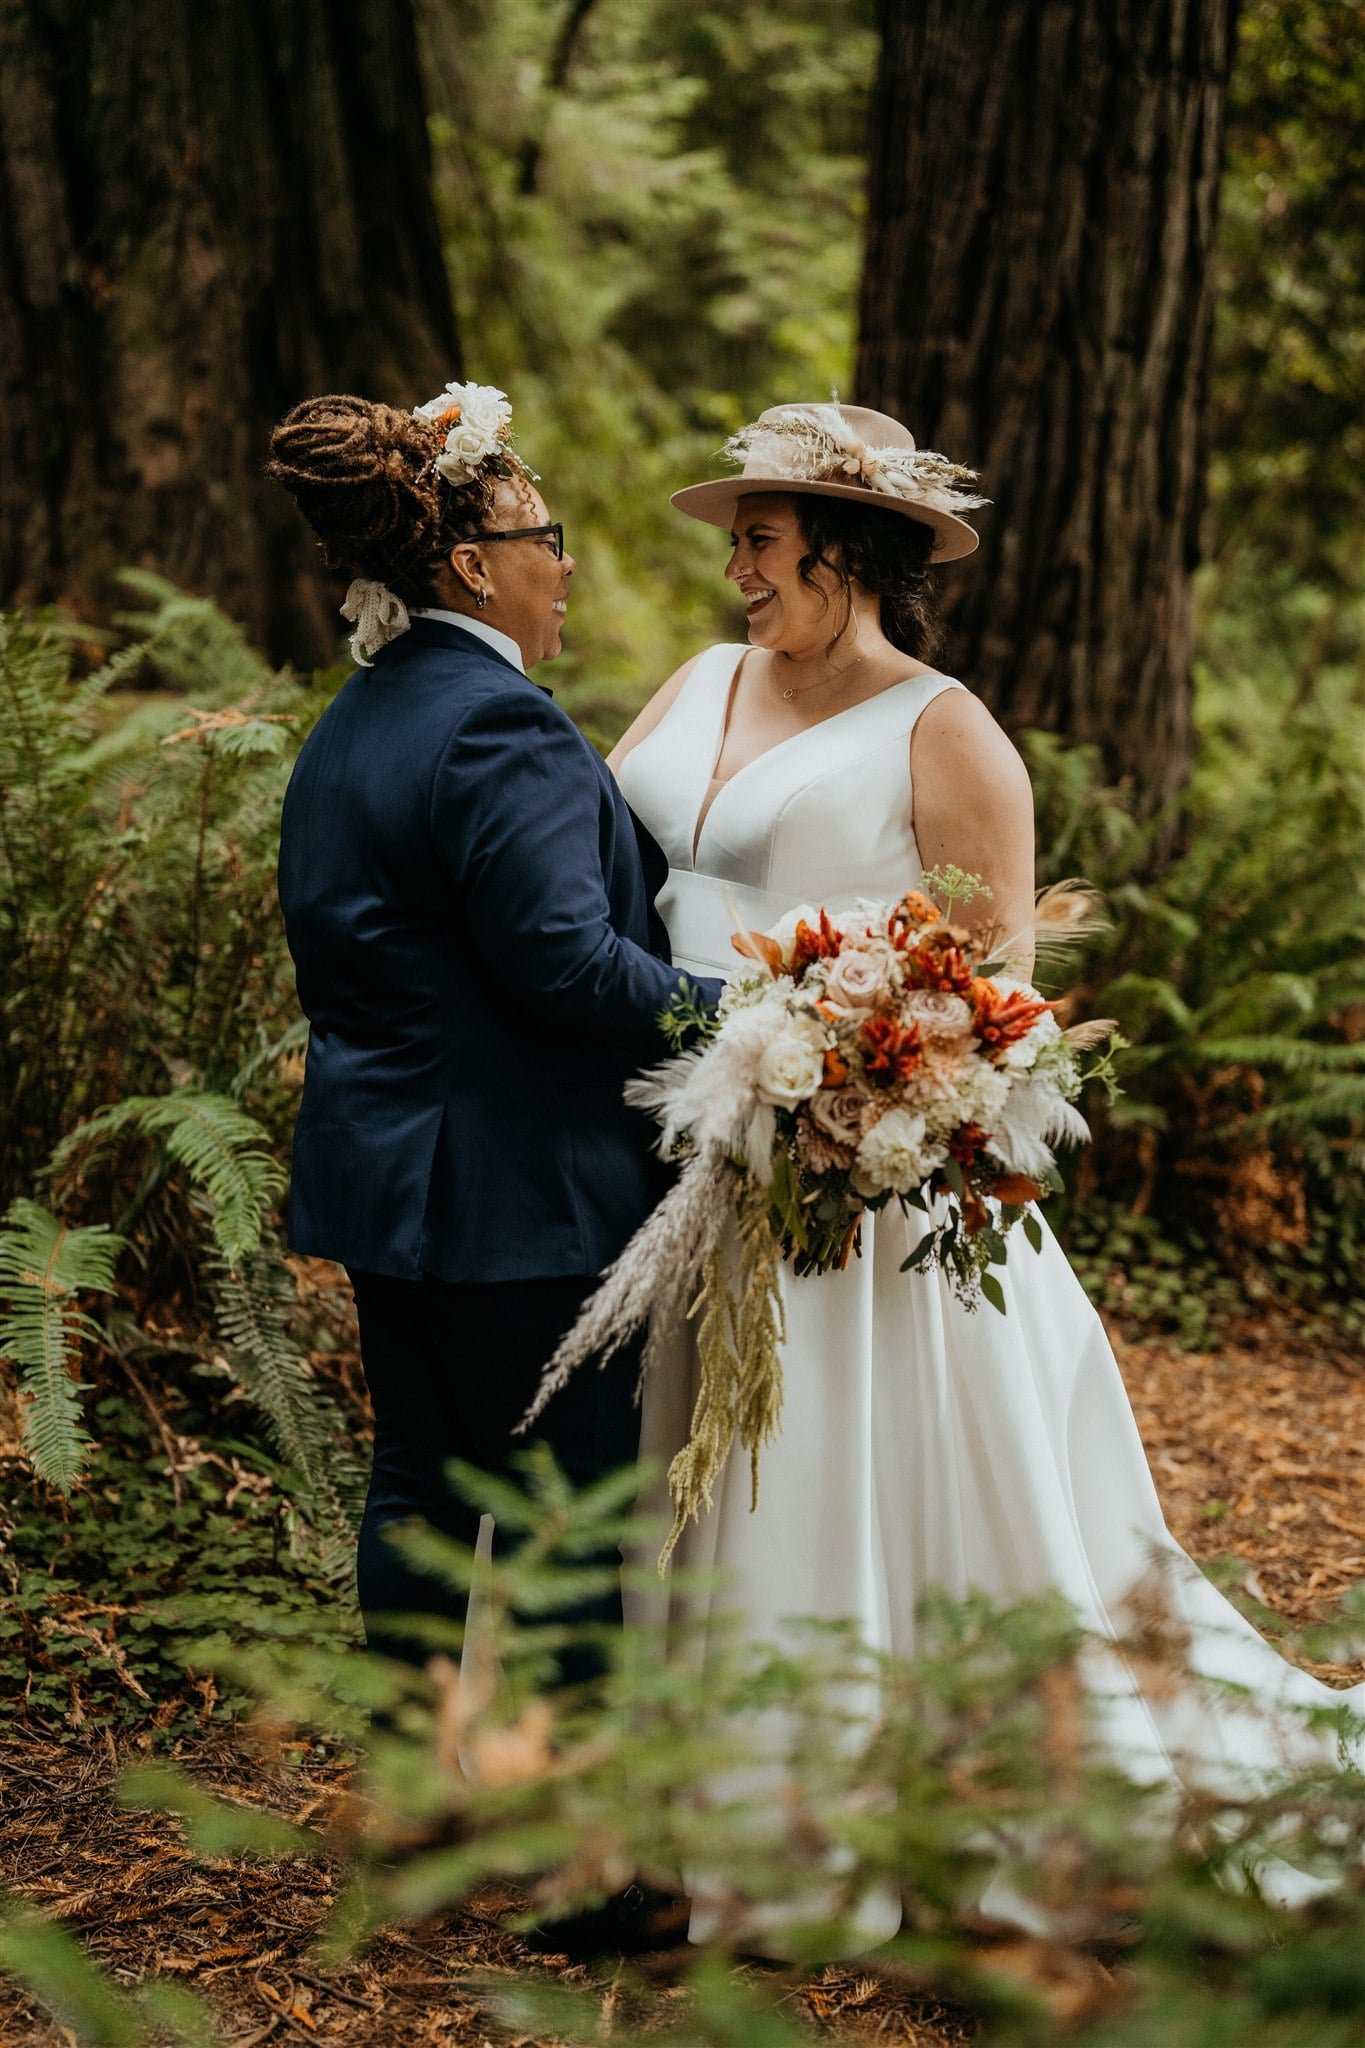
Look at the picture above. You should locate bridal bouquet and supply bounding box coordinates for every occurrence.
[524,869,1119,1561]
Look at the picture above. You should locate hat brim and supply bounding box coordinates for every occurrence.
[670,475,981,563]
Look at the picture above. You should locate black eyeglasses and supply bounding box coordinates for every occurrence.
[469,522,565,560]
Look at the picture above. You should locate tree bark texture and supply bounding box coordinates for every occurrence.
[0,0,460,668]
[857,0,1238,815]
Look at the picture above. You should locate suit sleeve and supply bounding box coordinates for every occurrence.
[432,688,720,1044]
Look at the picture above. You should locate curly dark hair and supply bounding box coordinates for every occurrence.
[791,497,942,662]
[265,394,522,607]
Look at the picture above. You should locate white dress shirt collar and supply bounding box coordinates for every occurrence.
[408,607,526,675]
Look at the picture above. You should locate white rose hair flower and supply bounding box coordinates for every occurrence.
[413,379,522,486]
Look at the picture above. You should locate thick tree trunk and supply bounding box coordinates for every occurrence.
[0,0,460,669]
[856,0,1238,816]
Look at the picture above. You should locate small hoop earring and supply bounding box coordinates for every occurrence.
[476,591,487,610]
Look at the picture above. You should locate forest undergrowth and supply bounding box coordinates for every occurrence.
[0,580,1362,2047]
[1,1307,1362,2048]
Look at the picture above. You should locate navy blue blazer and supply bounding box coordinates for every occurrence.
[278,617,713,1284]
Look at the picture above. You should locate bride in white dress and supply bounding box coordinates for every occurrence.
[609,402,1362,1933]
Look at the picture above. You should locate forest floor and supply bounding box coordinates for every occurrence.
[1,1306,1361,2048]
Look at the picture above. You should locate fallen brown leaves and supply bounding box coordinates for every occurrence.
[1115,1312,1365,1685]
[0,1309,1359,2047]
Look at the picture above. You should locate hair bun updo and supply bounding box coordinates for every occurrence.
[266,393,495,606]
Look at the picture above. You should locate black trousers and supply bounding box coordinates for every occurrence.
[347,1268,642,1672]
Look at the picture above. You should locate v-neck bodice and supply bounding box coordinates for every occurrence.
[616,642,965,973]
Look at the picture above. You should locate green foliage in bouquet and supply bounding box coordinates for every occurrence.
[665,1181,786,1561]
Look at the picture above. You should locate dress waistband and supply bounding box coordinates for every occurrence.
[658,867,808,975]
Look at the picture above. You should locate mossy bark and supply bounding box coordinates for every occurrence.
[857,0,1239,818]
[0,0,460,667]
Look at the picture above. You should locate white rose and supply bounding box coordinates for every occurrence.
[444,419,497,465]
[755,1017,827,1108]
[413,382,465,423]
[851,1107,943,1197]
[456,383,511,435]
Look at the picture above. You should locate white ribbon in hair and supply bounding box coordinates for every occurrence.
[340,578,411,666]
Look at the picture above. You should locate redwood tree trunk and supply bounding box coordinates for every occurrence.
[0,0,460,668]
[856,0,1238,815]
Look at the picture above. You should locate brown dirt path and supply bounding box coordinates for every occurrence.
[1,1314,1360,2046]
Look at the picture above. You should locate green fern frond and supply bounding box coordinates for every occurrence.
[50,1093,284,1263]
[0,1199,123,1492]
[208,1247,365,1533]
[98,570,276,702]
[1254,1080,1365,1130]
[1197,1037,1365,1073]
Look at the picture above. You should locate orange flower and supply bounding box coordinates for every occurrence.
[902,926,974,994]
[860,1014,923,1086]
[793,909,844,970]
[947,1120,988,1170]
[822,1046,850,1087]
[888,890,941,945]
[992,1170,1043,1206]
[969,977,1054,1053]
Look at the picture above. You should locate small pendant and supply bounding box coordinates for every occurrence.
[782,686,796,701]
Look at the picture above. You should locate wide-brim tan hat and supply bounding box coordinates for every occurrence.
[671,401,985,563]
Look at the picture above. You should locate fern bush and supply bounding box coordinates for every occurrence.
[1029,688,1364,1314]
[0,594,360,1531]
[0,584,318,1197]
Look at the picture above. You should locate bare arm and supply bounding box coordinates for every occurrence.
[607,652,702,773]
[910,687,1037,977]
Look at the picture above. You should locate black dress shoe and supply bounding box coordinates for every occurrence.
[522,1881,690,1958]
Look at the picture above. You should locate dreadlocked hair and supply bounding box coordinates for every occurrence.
[792,496,942,662]
[265,394,495,607]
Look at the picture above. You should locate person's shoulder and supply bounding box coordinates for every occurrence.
[911,677,1031,794]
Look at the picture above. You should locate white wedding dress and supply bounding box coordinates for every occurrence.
[616,642,1363,1937]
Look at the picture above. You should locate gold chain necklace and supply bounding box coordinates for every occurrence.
[771,652,870,704]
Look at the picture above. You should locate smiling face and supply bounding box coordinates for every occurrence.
[445,477,575,667]
[724,492,850,657]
